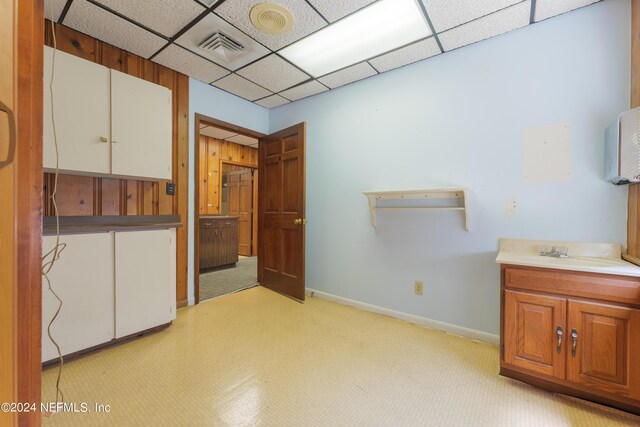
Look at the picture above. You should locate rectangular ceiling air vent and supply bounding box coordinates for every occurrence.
[198,31,246,63]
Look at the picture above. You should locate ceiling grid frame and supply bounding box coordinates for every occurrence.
[47,0,605,108]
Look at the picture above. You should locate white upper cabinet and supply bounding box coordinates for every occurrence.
[43,47,111,174]
[111,70,172,180]
[43,46,173,181]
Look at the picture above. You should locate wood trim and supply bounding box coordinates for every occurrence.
[627,0,640,265]
[194,115,263,304]
[195,113,266,139]
[17,1,44,425]
[194,115,202,305]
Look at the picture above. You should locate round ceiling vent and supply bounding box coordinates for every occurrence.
[250,3,294,35]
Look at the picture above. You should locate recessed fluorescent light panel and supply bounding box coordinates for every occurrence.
[280,0,431,77]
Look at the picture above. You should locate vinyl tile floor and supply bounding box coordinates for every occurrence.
[42,287,640,426]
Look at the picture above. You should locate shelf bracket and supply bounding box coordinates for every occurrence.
[366,195,377,228]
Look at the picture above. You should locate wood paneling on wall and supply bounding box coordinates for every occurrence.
[198,135,258,215]
[626,0,640,263]
[43,22,189,306]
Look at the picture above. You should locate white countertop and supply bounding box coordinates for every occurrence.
[495,238,640,277]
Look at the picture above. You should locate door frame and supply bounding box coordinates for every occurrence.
[219,161,258,256]
[193,113,264,304]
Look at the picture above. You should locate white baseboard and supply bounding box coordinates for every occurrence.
[307,288,499,345]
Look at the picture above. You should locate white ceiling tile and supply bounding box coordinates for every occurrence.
[307,0,377,22]
[64,0,167,59]
[152,44,229,84]
[439,2,531,52]
[369,37,441,73]
[92,0,205,38]
[226,134,259,146]
[44,0,67,21]
[318,62,377,89]
[421,0,523,32]
[214,0,327,51]
[534,0,600,22]
[237,55,309,93]
[255,95,290,109]
[175,13,271,71]
[213,74,272,101]
[280,80,328,101]
[200,126,238,139]
[198,0,221,6]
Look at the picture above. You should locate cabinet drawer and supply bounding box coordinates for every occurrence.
[504,266,640,306]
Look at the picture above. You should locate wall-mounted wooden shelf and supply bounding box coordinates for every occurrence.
[363,188,469,230]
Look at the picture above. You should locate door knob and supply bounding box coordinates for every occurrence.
[294,218,302,225]
[99,136,108,143]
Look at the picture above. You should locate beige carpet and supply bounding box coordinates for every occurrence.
[199,256,258,301]
[42,287,640,426]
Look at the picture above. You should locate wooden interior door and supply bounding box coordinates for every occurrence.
[0,0,17,423]
[258,123,306,301]
[504,290,566,378]
[567,300,640,399]
[227,168,253,256]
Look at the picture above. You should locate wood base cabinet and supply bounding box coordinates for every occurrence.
[501,265,640,414]
[199,216,238,270]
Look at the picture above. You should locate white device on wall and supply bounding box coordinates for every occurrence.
[605,107,640,184]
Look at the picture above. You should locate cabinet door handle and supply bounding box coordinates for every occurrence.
[225,222,232,225]
[0,99,17,170]
[571,329,578,357]
[556,326,563,353]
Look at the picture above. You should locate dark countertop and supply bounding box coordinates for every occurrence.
[43,215,182,236]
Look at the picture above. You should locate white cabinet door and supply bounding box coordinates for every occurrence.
[42,233,115,362]
[111,70,172,180]
[43,46,111,174]
[115,230,173,338]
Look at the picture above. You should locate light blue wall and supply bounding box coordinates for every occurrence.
[269,0,631,336]
[188,79,269,304]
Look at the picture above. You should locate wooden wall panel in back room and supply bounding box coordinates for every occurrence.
[198,135,258,215]
[43,21,190,307]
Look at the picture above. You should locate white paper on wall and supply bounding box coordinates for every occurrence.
[522,122,572,184]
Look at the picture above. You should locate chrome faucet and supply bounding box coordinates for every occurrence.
[550,246,569,258]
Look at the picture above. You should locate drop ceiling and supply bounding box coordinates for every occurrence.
[46,0,602,108]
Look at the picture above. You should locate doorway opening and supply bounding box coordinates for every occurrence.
[194,114,264,303]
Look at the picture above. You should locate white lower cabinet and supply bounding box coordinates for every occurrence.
[41,229,176,362]
[42,233,115,362]
[115,229,175,338]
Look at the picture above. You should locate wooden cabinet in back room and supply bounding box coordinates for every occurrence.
[199,216,239,270]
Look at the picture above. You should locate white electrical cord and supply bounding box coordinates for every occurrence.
[41,12,65,407]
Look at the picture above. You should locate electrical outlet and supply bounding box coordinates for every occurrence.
[414,281,424,296]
